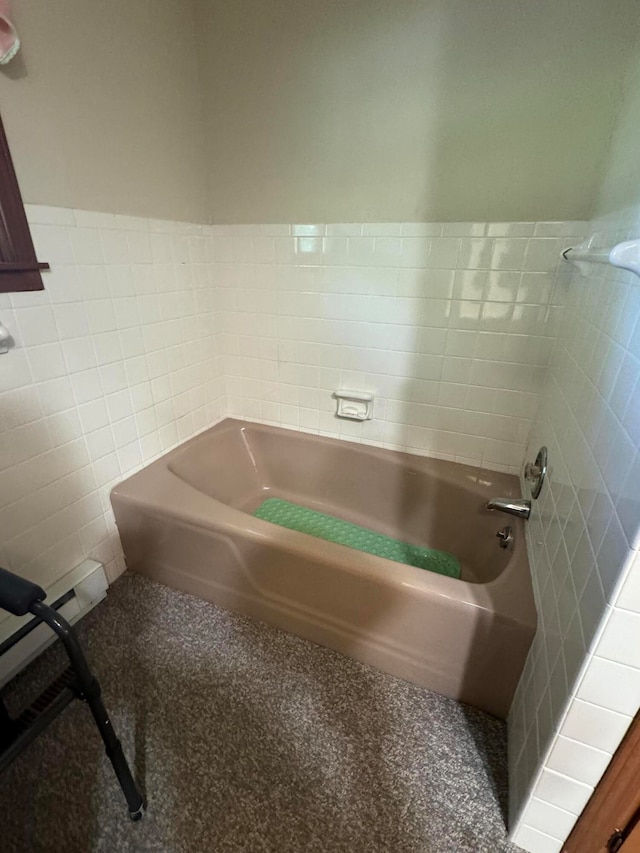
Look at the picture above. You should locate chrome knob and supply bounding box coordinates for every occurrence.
[525,446,548,500]
[496,526,513,549]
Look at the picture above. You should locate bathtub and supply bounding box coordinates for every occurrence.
[111,418,536,718]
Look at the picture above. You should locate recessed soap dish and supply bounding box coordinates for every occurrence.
[334,390,374,421]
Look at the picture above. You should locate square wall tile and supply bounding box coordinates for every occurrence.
[546,736,611,786]
[595,608,640,668]
[511,825,563,853]
[561,699,631,753]
[532,769,593,816]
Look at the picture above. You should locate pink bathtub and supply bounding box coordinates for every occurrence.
[111,418,536,718]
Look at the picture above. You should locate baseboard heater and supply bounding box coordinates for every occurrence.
[0,559,108,688]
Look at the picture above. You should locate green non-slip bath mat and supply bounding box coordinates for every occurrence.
[253,497,461,579]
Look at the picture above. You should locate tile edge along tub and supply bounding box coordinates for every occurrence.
[111,419,537,719]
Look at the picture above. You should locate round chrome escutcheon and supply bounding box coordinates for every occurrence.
[524,445,548,500]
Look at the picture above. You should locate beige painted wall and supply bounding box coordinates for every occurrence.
[594,48,640,216]
[1,1,638,225]
[0,0,206,222]
[196,0,640,224]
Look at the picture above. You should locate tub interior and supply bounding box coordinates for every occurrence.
[169,422,521,585]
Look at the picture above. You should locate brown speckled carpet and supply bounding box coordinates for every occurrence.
[1,572,522,853]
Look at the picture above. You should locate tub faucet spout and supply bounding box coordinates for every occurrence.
[486,497,531,520]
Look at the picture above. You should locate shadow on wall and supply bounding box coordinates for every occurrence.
[0,373,114,592]
[0,49,27,81]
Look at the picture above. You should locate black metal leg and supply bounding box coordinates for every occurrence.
[83,686,146,820]
[30,601,146,820]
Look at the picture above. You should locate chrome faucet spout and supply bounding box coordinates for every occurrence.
[486,497,531,520]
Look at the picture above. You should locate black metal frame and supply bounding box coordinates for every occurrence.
[0,568,145,820]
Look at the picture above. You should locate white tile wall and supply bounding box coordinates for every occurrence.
[509,204,640,852]
[0,212,586,603]
[0,205,224,595]
[214,220,586,474]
